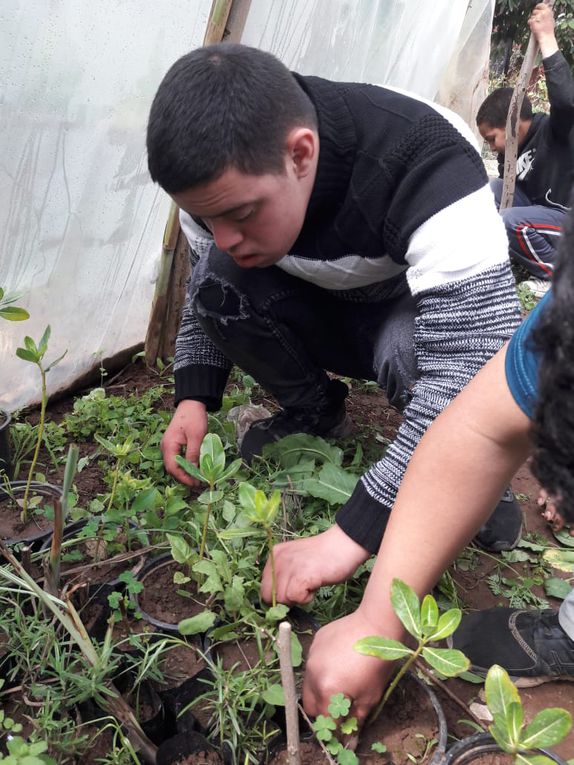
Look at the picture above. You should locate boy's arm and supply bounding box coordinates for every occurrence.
[531,3,574,141]
[302,344,532,719]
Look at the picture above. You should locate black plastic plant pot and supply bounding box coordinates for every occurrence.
[134,553,210,636]
[156,732,224,765]
[160,667,215,737]
[0,409,12,480]
[0,480,62,549]
[444,732,570,764]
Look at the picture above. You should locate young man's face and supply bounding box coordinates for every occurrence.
[172,156,314,269]
[478,121,506,154]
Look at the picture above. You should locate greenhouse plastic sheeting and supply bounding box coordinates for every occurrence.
[0,0,494,411]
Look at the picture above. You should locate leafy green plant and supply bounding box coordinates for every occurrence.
[108,572,144,624]
[94,434,138,515]
[312,693,360,765]
[354,578,469,721]
[237,482,281,607]
[484,664,572,763]
[176,433,242,559]
[0,288,29,322]
[15,326,66,520]
[0,737,56,764]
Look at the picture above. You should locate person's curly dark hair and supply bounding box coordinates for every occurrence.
[531,192,574,523]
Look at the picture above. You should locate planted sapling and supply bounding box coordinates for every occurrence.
[354,578,469,721]
[15,326,66,521]
[236,482,282,608]
[175,433,242,559]
[484,664,571,763]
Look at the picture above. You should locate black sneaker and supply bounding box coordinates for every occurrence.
[448,608,574,687]
[473,488,523,552]
[240,379,352,463]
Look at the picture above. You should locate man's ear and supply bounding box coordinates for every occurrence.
[285,127,318,178]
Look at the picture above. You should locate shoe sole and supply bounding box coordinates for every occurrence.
[446,637,574,687]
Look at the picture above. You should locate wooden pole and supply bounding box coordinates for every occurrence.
[145,0,252,365]
[499,0,553,211]
[278,622,301,765]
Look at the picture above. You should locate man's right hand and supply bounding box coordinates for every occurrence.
[161,400,208,487]
[261,524,370,605]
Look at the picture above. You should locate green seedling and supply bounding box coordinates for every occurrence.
[0,287,29,322]
[15,326,66,521]
[237,482,281,608]
[0,737,57,764]
[94,435,138,515]
[312,693,359,765]
[175,433,242,559]
[354,578,469,721]
[484,664,572,763]
[107,571,144,624]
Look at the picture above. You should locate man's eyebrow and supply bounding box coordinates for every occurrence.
[208,202,256,219]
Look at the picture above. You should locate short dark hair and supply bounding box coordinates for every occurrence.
[532,189,574,523]
[476,87,533,128]
[147,43,318,193]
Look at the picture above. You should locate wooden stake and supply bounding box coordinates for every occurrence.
[500,0,553,210]
[278,622,301,765]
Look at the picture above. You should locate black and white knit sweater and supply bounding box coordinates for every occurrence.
[176,75,521,553]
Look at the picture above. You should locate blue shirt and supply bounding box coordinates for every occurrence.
[505,292,552,420]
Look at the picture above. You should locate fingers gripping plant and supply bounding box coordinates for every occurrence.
[237,482,281,608]
[176,434,242,559]
[16,326,66,521]
[354,578,469,721]
[484,664,572,763]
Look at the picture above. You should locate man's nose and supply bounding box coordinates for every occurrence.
[211,221,243,252]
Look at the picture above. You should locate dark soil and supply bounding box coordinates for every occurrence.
[267,741,330,764]
[213,637,273,672]
[138,560,210,626]
[158,642,206,690]
[0,498,53,543]
[173,754,223,765]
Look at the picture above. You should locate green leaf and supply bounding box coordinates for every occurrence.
[199,433,226,479]
[197,488,224,505]
[552,529,574,548]
[421,646,469,676]
[15,347,36,363]
[354,636,412,661]
[489,717,515,752]
[290,633,303,668]
[328,693,351,719]
[312,714,337,741]
[0,306,29,321]
[340,717,358,735]
[428,608,462,641]
[516,756,560,765]
[238,482,258,514]
[262,683,285,706]
[544,577,572,600]
[390,578,421,639]
[263,433,343,468]
[543,549,574,572]
[520,708,572,749]
[485,664,521,721]
[265,604,289,622]
[175,455,205,482]
[44,348,68,373]
[217,458,242,483]
[505,701,524,747]
[337,749,359,765]
[299,462,359,506]
[421,594,439,636]
[178,609,217,635]
[38,325,51,356]
[371,742,388,753]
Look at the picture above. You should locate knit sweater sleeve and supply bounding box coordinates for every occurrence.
[336,183,522,553]
[544,51,574,142]
[173,211,232,410]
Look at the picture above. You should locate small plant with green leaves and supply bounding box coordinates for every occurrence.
[0,736,57,765]
[312,693,360,765]
[484,664,572,763]
[94,434,139,515]
[176,433,242,559]
[108,571,144,624]
[237,482,281,607]
[15,326,66,521]
[0,288,29,322]
[354,578,469,722]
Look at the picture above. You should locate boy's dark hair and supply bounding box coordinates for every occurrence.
[532,190,574,523]
[476,87,533,128]
[147,43,317,193]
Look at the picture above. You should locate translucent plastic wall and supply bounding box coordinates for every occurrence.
[0,0,493,411]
